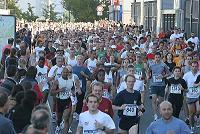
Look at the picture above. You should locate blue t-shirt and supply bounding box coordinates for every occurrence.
[146,117,191,134]
[72,65,91,93]
[0,114,16,134]
[149,61,170,86]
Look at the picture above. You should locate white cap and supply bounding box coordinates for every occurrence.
[132,45,139,49]
[92,47,96,50]
[111,45,116,49]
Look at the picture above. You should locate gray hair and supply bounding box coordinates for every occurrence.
[31,109,50,130]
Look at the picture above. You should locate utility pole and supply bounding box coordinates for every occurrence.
[156,0,161,35]
[140,0,144,26]
[198,0,200,37]
[190,0,193,34]
[147,1,150,30]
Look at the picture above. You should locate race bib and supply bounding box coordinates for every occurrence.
[153,75,162,83]
[170,84,181,94]
[123,104,137,116]
[135,70,142,77]
[175,49,180,55]
[59,88,71,99]
[102,90,110,99]
[40,74,47,80]
[83,130,98,134]
[70,95,77,106]
[187,87,200,98]
[88,66,95,72]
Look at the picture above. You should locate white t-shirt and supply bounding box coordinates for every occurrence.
[117,79,144,93]
[36,65,49,91]
[48,65,64,80]
[35,46,45,57]
[87,58,97,73]
[121,51,127,59]
[187,37,199,45]
[78,110,115,134]
[105,71,113,84]
[183,71,200,98]
[170,33,181,41]
[67,57,77,67]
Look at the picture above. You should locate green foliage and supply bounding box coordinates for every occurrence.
[42,3,58,21]
[62,0,109,22]
[21,3,38,22]
[6,0,23,19]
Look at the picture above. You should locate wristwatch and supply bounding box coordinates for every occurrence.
[101,126,106,131]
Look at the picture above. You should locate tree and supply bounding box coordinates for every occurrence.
[42,3,58,21]
[6,0,23,19]
[21,3,38,22]
[62,0,109,22]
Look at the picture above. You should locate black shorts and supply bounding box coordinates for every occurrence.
[119,117,140,131]
[56,98,71,113]
[150,86,165,97]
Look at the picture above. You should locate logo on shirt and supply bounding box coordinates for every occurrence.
[84,121,89,126]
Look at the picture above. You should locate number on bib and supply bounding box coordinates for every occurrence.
[123,104,137,116]
[102,90,110,99]
[187,87,200,98]
[170,85,181,94]
[153,75,162,83]
[84,130,98,134]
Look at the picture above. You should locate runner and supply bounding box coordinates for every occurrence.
[146,101,191,133]
[147,52,170,120]
[36,57,49,103]
[165,66,187,118]
[183,61,200,132]
[113,74,144,134]
[82,81,114,118]
[76,94,115,134]
[50,67,75,134]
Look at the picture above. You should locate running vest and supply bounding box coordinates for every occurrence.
[57,77,74,99]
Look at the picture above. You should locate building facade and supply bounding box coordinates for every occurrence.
[130,0,200,36]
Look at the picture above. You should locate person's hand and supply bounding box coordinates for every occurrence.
[120,104,126,110]
[76,89,82,95]
[80,71,85,76]
[157,75,163,79]
[178,84,184,90]
[94,120,104,130]
[138,111,143,116]
[60,87,66,92]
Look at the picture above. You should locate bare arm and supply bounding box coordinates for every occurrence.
[76,126,83,134]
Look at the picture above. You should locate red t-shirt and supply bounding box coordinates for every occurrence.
[116,44,124,52]
[147,53,155,60]
[82,97,114,118]
[33,84,44,105]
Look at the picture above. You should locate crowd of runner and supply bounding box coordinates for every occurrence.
[0,20,199,134]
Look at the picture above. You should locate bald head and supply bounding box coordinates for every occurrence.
[159,101,173,120]
[159,101,172,110]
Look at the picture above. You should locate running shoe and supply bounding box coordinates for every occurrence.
[52,112,57,123]
[68,127,72,133]
[55,126,60,134]
[196,117,200,128]
[190,127,194,134]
